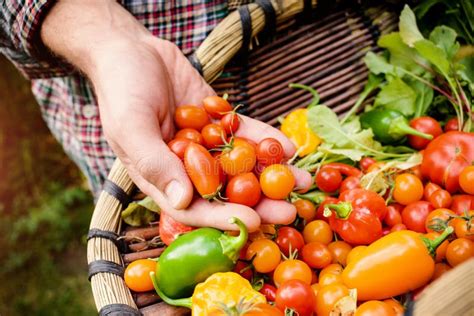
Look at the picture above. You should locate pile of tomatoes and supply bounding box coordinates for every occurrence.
[168,96,295,205]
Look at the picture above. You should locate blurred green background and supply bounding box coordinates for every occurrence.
[0,56,96,315]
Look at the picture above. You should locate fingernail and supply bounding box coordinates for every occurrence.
[165,180,184,209]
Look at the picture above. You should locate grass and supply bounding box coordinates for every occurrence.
[0,56,96,315]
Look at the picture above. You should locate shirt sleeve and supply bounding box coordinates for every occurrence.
[0,0,75,79]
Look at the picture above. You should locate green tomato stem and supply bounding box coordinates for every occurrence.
[150,272,192,308]
[422,226,454,258]
[324,202,353,219]
[219,217,248,263]
[388,116,433,140]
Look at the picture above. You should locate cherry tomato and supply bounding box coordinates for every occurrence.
[259,283,277,302]
[453,211,474,241]
[459,166,474,194]
[451,195,474,215]
[383,298,404,316]
[311,283,321,298]
[408,116,442,150]
[233,260,253,281]
[402,201,434,233]
[355,300,396,316]
[410,165,424,181]
[201,123,227,149]
[301,242,332,269]
[256,138,284,167]
[167,138,191,159]
[316,197,338,222]
[346,246,367,265]
[124,259,157,292]
[184,143,221,198]
[241,304,284,316]
[226,172,261,207]
[446,238,474,267]
[359,157,377,172]
[429,189,452,209]
[425,208,455,233]
[259,164,295,199]
[425,232,450,262]
[316,167,342,193]
[294,199,316,222]
[273,259,312,287]
[303,220,333,245]
[174,105,210,131]
[424,182,442,201]
[246,239,281,273]
[390,223,407,232]
[316,283,349,316]
[219,138,256,176]
[431,263,451,281]
[319,263,344,278]
[202,95,232,118]
[318,273,343,287]
[339,175,361,192]
[175,128,204,144]
[275,227,305,257]
[327,241,352,266]
[444,117,459,132]
[393,173,424,205]
[275,280,316,316]
[384,204,403,227]
[311,269,318,284]
[221,112,240,134]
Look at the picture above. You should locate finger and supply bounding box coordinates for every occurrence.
[287,165,313,193]
[254,198,297,225]
[236,115,296,158]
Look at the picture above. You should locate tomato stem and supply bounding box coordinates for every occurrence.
[324,202,353,220]
[421,226,454,257]
[219,217,249,263]
[150,272,192,308]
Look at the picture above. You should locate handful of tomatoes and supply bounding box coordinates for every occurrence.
[124,96,474,316]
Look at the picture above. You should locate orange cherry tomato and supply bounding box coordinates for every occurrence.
[446,238,474,267]
[124,259,157,292]
[226,172,261,207]
[425,232,450,262]
[355,300,396,316]
[431,262,452,281]
[259,164,295,199]
[294,199,317,222]
[303,220,333,245]
[244,303,284,316]
[318,273,343,287]
[301,242,332,269]
[393,173,424,205]
[429,189,453,209]
[346,246,367,265]
[175,128,204,144]
[319,263,344,279]
[168,138,191,160]
[174,105,210,131]
[425,208,455,233]
[201,123,227,149]
[453,211,474,241]
[219,138,256,176]
[424,182,442,201]
[327,241,352,266]
[273,259,312,287]
[383,299,404,316]
[311,283,321,298]
[315,284,349,316]
[202,95,232,119]
[246,239,281,273]
[459,166,474,194]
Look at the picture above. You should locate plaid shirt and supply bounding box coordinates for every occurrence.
[1,0,248,197]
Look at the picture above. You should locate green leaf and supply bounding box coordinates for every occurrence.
[121,196,159,227]
[374,77,417,116]
[399,5,424,47]
[378,32,427,74]
[364,52,396,75]
[318,144,367,161]
[458,55,474,94]
[411,79,434,117]
[429,26,460,60]
[414,39,450,76]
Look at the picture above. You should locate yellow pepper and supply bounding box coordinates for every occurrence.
[281,108,321,157]
[151,272,266,316]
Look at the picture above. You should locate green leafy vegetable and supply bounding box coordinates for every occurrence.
[121,196,160,227]
[374,77,417,116]
[399,5,424,47]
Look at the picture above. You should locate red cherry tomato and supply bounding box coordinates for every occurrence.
[201,123,227,149]
[233,260,253,281]
[275,227,305,257]
[256,138,284,167]
[390,223,407,232]
[424,182,442,201]
[260,283,277,302]
[339,175,361,192]
[275,280,316,316]
[174,105,210,131]
[444,117,459,132]
[451,195,474,215]
[175,128,204,144]
[316,197,338,221]
[359,157,377,172]
[221,112,240,134]
[226,172,261,207]
[408,116,442,150]
[429,189,452,209]
[384,204,403,227]
[316,167,342,193]
[401,201,434,233]
[168,138,191,160]
[202,95,232,118]
[301,241,333,269]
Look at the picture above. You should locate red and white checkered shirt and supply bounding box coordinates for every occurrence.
[1,0,247,197]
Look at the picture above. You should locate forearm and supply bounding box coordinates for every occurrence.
[40,0,151,77]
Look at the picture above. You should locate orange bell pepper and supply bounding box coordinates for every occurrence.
[342,227,453,301]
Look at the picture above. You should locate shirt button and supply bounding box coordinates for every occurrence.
[82,105,98,118]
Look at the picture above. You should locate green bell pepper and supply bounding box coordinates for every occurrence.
[155,217,247,299]
[360,108,433,144]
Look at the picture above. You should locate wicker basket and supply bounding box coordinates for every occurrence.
[87,1,474,315]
